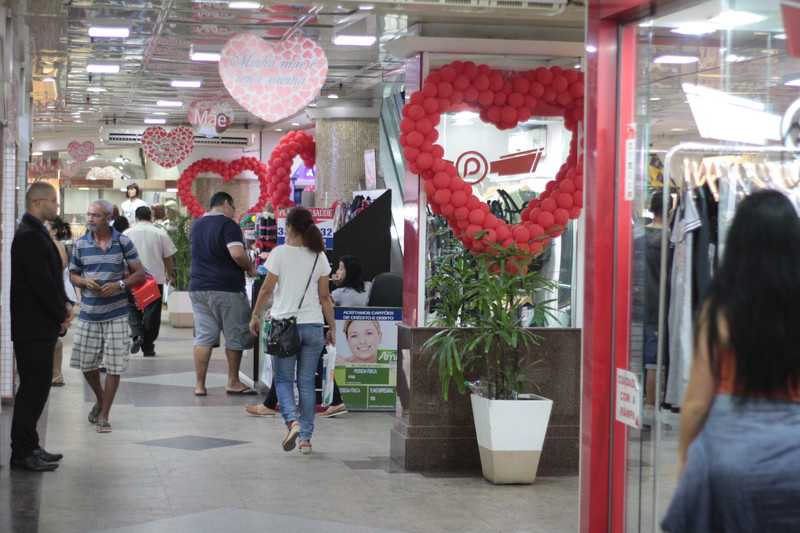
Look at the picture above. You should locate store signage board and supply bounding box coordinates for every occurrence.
[219,33,328,123]
[188,100,234,137]
[334,307,402,411]
[276,206,334,250]
[615,368,642,429]
[364,149,377,190]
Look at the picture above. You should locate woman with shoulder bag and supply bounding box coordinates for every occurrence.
[250,207,335,455]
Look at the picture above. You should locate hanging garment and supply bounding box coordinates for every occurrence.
[692,186,713,311]
[717,166,737,263]
[666,188,702,407]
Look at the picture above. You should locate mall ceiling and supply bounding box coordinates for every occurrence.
[25,0,584,132]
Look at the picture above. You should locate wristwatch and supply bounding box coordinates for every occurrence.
[118,280,127,290]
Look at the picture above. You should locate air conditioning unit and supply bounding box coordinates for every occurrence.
[102,128,257,148]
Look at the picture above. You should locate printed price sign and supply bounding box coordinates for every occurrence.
[276,206,335,250]
[615,368,642,429]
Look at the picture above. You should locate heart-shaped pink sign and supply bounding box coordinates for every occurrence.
[141,126,194,168]
[219,33,328,123]
[67,141,95,162]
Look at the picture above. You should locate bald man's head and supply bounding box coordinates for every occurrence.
[25,182,58,221]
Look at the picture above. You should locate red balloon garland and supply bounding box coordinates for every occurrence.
[177,157,270,218]
[266,130,316,209]
[399,61,584,257]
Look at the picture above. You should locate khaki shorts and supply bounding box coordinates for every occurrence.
[190,290,255,351]
[70,317,130,375]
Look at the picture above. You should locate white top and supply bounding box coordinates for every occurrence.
[332,284,371,307]
[123,221,177,284]
[121,198,148,222]
[266,244,331,324]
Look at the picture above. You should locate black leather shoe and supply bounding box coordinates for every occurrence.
[10,455,59,472]
[131,336,143,354]
[33,448,63,462]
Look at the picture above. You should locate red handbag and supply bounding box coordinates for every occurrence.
[132,274,161,311]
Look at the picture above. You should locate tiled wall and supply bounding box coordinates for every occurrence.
[314,119,380,207]
[1,141,16,399]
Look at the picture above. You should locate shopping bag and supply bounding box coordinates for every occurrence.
[259,318,273,387]
[132,274,161,311]
[321,344,337,406]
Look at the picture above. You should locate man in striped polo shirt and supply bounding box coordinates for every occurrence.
[70,199,146,433]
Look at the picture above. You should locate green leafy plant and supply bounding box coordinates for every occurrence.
[424,237,557,401]
[167,214,192,291]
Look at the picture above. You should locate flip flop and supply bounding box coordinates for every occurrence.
[226,387,257,395]
[88,404,102,424]
[95,421,112,433]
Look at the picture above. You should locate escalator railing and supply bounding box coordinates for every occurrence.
[379,84,407,269]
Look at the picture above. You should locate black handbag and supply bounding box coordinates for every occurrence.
[267,254,319,358]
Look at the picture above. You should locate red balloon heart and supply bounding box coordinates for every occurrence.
[177,157,269,218]
[399,61,584,256]
[266,131,315,209]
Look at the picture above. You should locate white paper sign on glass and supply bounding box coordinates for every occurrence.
[615,368,642,429]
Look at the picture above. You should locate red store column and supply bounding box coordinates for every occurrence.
[583,1,648,532]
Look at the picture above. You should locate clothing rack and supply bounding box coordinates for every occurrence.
[652,142,800,529]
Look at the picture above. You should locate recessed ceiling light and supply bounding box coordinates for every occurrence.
[573,63,581,69]
[291,122,300,126]
[228,1,260,8]
[654,55,699,65]
[86,86,106,93]
[725,54,750,63]
[42,77,55,83]
[275,128,283,132]
[776,33,787,40]
[671,127,688,132]
[166,188,178,193]
[171,80,202,88]
[31,151,43,156]
[190,51,221,62]
[152,111,168,115]
[359,4,375,10]
[710,10,767,28]
[157,100,183,107]
[86,64,120,74]
[74,120,84,123]
[333,35,377,46]
[671,22,716,36]
[650,97,662,101]
[585,45,597,53]
[88,26,130,38]
[144,118,166,124]
[327,94,339,99]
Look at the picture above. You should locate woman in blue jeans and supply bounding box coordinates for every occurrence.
[250,207,335,455]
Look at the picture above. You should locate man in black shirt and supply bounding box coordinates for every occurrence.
[10,183,71,471]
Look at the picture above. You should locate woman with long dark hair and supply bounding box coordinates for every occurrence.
[663,190,800,531]
[331,255,369,307]
[250,207,335,455]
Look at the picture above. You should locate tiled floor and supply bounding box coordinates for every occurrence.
[0,324,579,533]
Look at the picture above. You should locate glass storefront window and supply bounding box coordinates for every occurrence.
[626,1,800,530]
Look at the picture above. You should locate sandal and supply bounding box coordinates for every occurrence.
[95,421,112,433]
[88,404,102,424]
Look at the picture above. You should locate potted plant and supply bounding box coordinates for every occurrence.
[424,239,557,484]
[167,214,193,328]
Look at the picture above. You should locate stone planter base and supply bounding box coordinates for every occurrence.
[167,291,193,329]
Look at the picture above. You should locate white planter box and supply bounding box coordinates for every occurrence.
[167,290,194,328]
[470,393,553,484]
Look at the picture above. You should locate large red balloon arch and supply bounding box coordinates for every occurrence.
[265,130,315,209]
[398,60,584,257]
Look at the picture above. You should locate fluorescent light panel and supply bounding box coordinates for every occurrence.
[327,94,339,99]
[86,86,106,93]
[710,10,767,28]
[152,111,168,115]
[86,64,120,73]
[671,22,716,35]
[144,118,166,124]
[88,26,130,38]
[171,80,202,88]
[157,100,183,107]
[654,55,699,64]
[190,51,220,62]
[228,1,260,8]
[333,35,377,46]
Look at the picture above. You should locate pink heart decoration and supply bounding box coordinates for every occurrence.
[141,126,194,168]
[67,141,95,162]
[219,33,328,123]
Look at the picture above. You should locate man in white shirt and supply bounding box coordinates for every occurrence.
[123,206,177,356]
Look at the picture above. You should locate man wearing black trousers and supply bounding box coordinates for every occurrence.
[10,182,71,471]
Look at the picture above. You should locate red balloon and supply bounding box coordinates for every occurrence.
[570,206,582,219]
[407,131,424,147]
[573,191,583,207]
[440,67,457,83]
[408,104,425,120]
[464,88,479,102]
[501,107,518,124]
[438,82,454,98]
[538,211,555,228]
[496,225,511,241]
[557,93,573,106]
[557,193,574,209]
[454,76,470,91]
[451,190,468,207]
[423,98,439,114]
[416,152,433,170]
[474,75,490,91]
[468,209,485,225]
[536,68,554,85]
[484,215,500,229]
[493,92,507,107]
[441,204,455,217]
[404,147,420,162]
[529,224,545,239]
[433,172,451,189]
[543,89,557,103]
[489,71,504,91]
[570,82,584,99]
[512,226,530,243]
[433,189,451,205]
[559,179,577,193]
[508,93,525,108]
[487,107,501,123]
[422,83,438,98]
[512,77,531,94]
[552,76,568,92]
[554,208,570,226]
[454,207,469,220]
[478,91,494,107]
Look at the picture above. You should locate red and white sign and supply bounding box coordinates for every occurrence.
[615,368,641,430]
[67,141,95,162]
[276,206,335,250]
[219,33,328,123]
[188,100,234,137]
[141,126,194,168]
